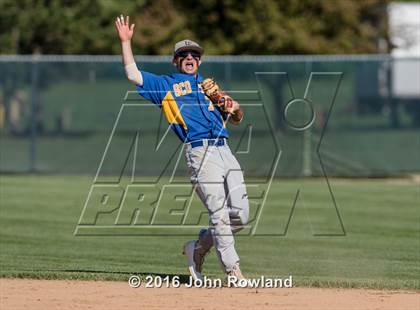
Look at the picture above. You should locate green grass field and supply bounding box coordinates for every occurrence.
[0,175,419,289]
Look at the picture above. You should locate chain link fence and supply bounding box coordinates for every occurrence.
[0,55,419,177]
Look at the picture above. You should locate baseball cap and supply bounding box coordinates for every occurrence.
[174,39,204,56]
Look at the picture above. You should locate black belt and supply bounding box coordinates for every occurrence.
[190,138,227,148]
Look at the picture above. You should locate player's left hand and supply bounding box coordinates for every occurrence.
[201,78,240,114]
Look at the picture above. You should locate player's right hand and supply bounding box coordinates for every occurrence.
[219,96,239,114]
[115,15,135,42]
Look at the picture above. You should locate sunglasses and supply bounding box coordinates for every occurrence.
[176,51,201,59]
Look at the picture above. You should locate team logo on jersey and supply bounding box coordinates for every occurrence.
[173,81,192,97]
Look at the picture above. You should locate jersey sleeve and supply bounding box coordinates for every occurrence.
[136,71,170,106]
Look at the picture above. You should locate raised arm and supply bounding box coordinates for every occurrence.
[115,15,142,85]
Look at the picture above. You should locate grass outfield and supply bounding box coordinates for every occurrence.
[0,175,419,289]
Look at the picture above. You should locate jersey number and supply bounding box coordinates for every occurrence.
[173,81,192,97]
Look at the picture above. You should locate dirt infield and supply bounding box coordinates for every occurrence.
[1,279,419,310]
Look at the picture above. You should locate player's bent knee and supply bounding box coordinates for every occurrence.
[209,209,230,227]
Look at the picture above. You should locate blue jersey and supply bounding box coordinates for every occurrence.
[136,71,229,142]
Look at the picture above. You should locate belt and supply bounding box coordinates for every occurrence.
[189,138,227,148]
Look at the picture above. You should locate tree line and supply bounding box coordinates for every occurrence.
[0,0,390,55]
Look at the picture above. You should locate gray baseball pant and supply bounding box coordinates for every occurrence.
[185,140,249,273]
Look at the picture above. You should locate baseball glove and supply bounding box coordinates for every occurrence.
[200,78,235,114]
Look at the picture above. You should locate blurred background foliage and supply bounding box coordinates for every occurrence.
[0,0,392,55]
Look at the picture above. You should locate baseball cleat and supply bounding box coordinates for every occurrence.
[227,263,245,280]
[183,240,203,281]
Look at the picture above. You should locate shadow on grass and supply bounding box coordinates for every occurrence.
[3,269,191,283]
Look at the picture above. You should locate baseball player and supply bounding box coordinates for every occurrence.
[115,15,249,280]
